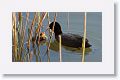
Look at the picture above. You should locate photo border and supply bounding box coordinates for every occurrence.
[0,0,114,74]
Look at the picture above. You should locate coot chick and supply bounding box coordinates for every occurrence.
[49,22,91,48]
[36,32,47,46]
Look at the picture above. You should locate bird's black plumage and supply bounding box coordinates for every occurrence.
[49,22,91,48]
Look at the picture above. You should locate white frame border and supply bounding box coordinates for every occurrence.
[0,0,114,74]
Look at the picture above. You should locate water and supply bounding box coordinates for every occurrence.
[16,12,102,62]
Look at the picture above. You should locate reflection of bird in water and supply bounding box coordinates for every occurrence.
[49,22,92,48]
[50,40,92,54]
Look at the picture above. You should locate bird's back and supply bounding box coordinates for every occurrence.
[56,33,83,48]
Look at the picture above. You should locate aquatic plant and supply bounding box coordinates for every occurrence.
[12,12,17,61]
[59,35,62,62]
[82,12,87,62]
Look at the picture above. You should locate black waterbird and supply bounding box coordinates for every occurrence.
[49,22,91,48]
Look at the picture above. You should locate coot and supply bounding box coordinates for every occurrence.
[32,32,47,46]
[49,22,91,48]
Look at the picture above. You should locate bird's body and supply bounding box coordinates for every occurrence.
[55,33,91,48]
[49,22,91,48]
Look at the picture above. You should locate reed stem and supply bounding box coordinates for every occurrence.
[36,12,47,33]
[52,12,57,34]
[59,35,62,62]
[82,12,87,62]
[45,12,51,62]
[12,12,17,61]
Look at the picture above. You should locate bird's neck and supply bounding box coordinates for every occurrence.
[55,34,62,40]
